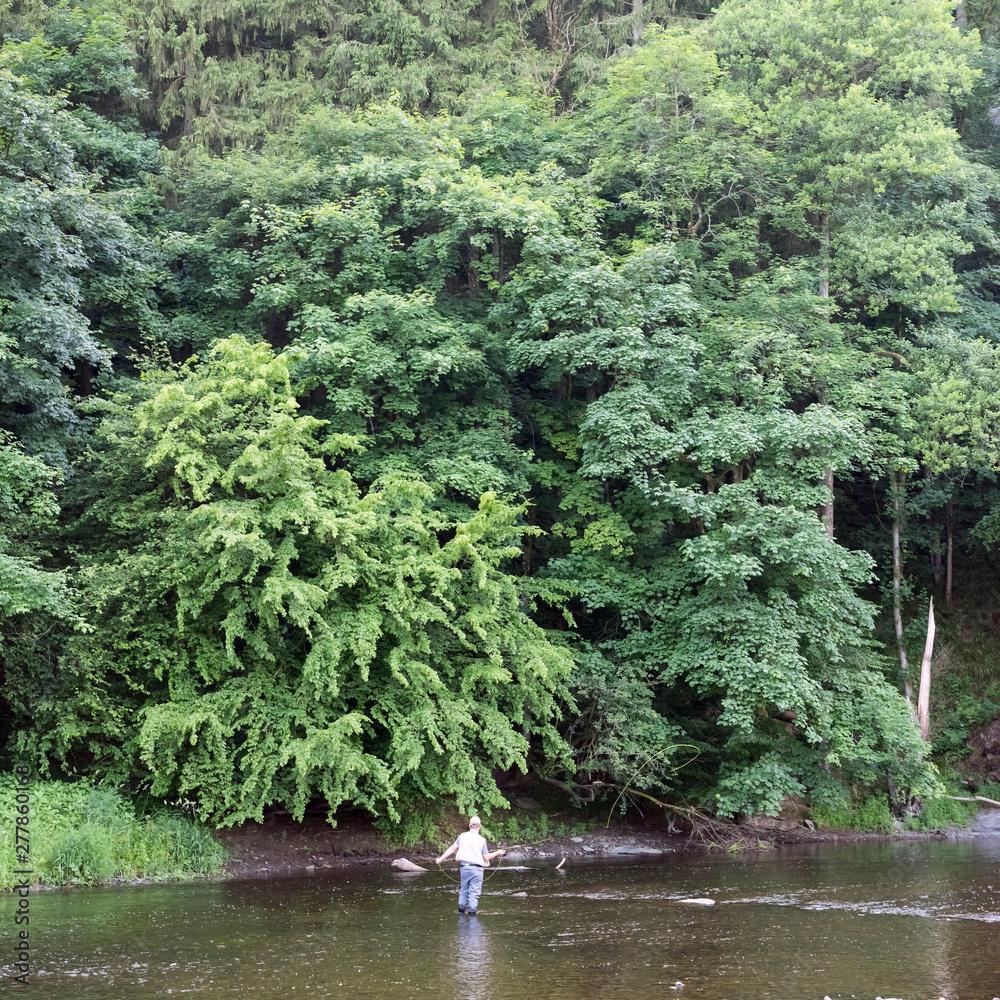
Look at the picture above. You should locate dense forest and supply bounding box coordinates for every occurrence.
[4,0,1000,835]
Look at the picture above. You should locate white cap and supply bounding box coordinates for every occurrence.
[469,816,481,827]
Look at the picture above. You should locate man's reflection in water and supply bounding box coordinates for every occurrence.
[453,915,491,999]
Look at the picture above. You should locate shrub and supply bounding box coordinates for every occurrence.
[46,825,118,885]
[810,793,893,833]
[905,794,976,831]
[0,776,228,888]
[491,812,591,843]
[850,795,894,833]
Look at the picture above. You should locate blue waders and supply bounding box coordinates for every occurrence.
[458,862,484,914]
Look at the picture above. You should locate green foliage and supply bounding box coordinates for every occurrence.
[931,692,999,756]
[1,0,688,150]
[374,805,450,848]
[811,793,894,833]
[34,337,573,826]
[5,0,999,829]
[0,19,160,465]
[489,811,591,843]
[0,435,73,627]
[376,805,591,847]
[851,794,895,833]
[0,435,84,752]
[0,776,228,887]
[709,0,976,104]
[904,794,976,831]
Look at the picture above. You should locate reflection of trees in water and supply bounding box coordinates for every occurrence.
[453,916,491,999]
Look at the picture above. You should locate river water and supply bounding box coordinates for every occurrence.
[7,839,1000,999]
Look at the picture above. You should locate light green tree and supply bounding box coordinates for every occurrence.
[36,337,572,826]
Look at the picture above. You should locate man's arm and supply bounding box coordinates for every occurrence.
[435,842,458,864]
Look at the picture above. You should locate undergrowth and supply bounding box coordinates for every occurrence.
[377,802,594,849]
[811,794,895,833]
[903,795,976,831]
[489,812,592,844]
[811,786,986,833]
[0,776,228,888]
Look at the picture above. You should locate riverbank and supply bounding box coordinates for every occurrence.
[218,811,966,878]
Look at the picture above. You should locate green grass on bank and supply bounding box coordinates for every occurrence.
[811,794,897,834]
[810,787,990,834]
[0,775,228,888]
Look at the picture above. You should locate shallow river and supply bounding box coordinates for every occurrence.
[7,839,1000,999]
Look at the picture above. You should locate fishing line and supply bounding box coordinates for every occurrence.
[435,849,506,883]
[439,745,701,888]
[435,860,460,883]
[483,850,505,882]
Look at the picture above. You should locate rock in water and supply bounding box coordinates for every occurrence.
[391,858,428,872]
[676,898,715,905]
[610,846,664,855]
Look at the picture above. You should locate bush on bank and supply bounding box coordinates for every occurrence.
[811,788,982,833]
[0,776,228,888]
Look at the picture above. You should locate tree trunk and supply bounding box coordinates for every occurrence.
[823,466,834,538]
[631,0,645,41]
[890,470,911,703]
[522,504,536,576]
[925,468,943,589]
[817,236,833,536]
[917,598,935,741]
[819,212,830,300]
[817,382,833,537]
[946,501,954,605]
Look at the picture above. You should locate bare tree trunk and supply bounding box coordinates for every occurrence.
[632,0,645,40]
[493,232,504,287]
[917,598,935,741]
[946,501,954,605]
[542,0,577,94]
[956,2,967,28]
[890,470,911,703]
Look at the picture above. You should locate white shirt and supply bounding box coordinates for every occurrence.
[454,830,488,866]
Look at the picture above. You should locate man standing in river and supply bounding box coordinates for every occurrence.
[435,816,505,915]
